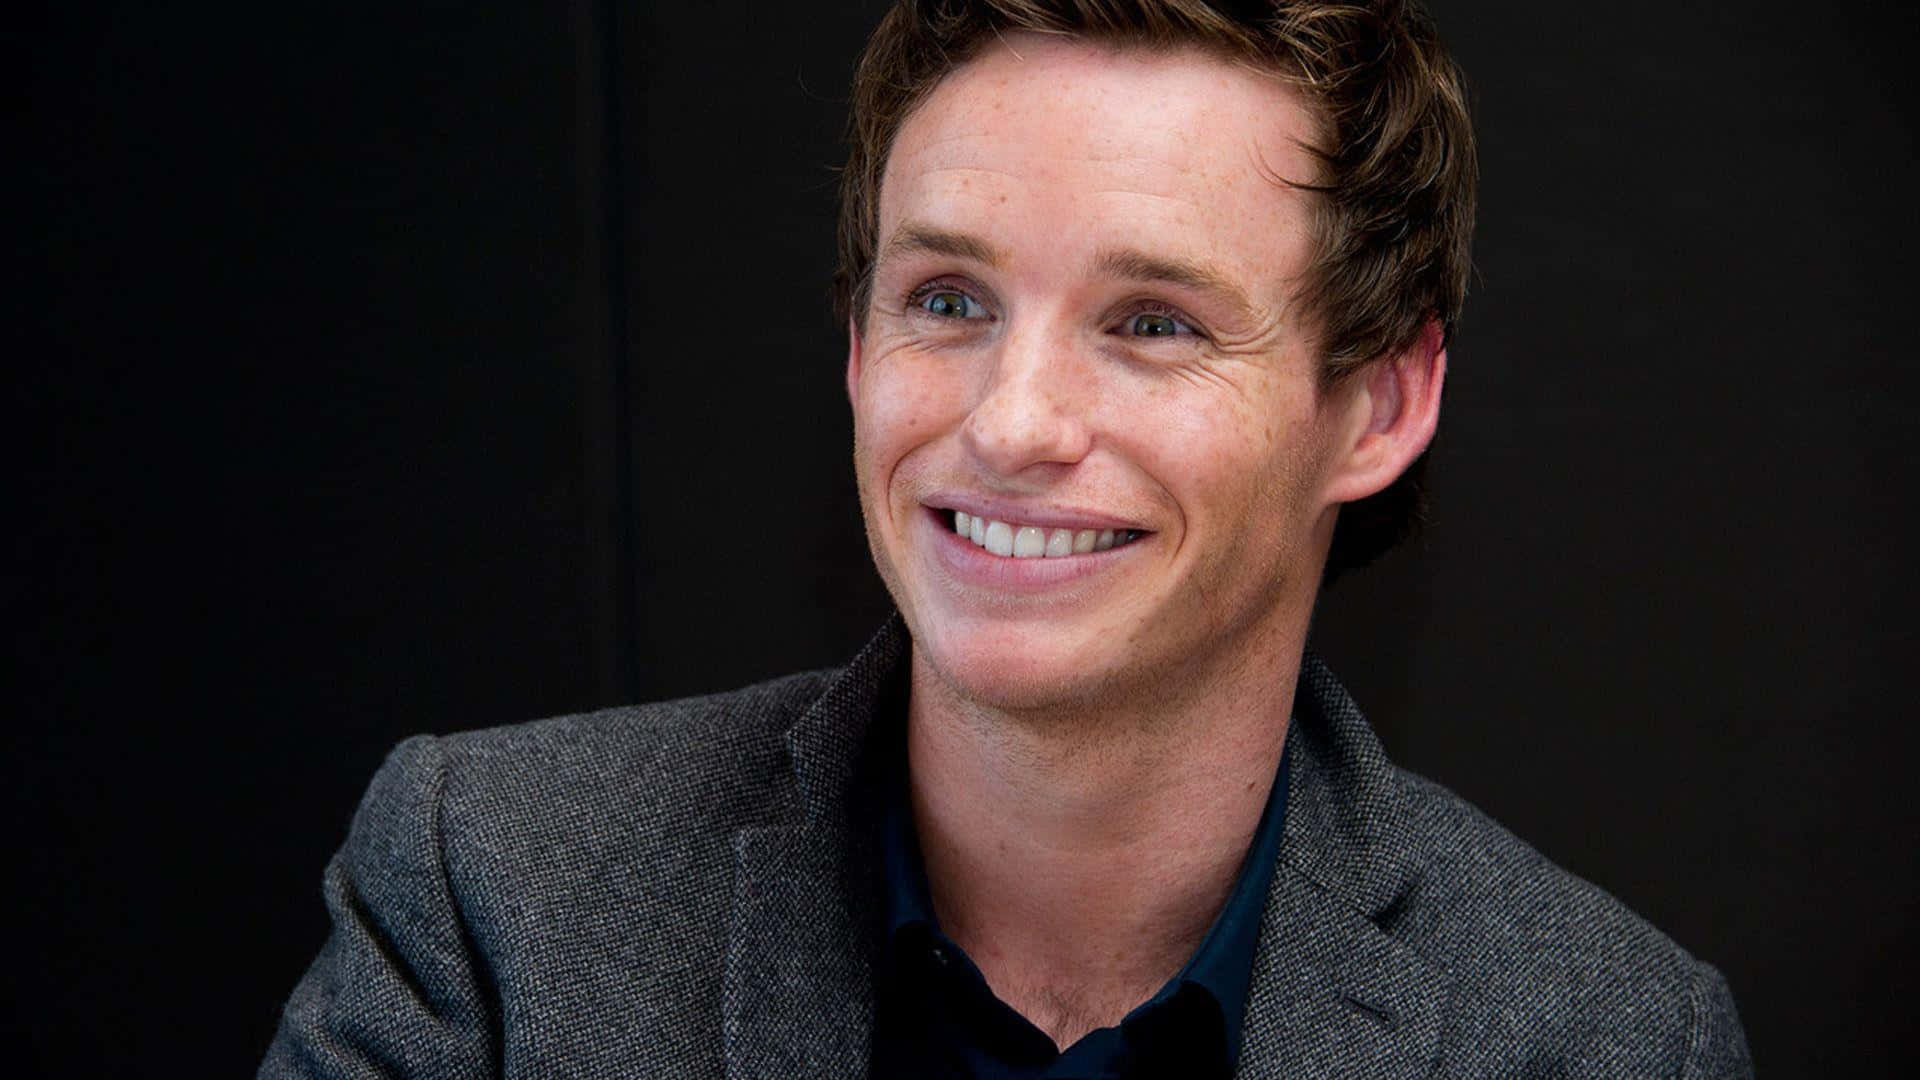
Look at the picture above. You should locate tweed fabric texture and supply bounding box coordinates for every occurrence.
[262,619,1751,1077]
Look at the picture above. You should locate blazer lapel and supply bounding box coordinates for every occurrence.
[723,620,908,1079]
[723,821,878,1077]
[1234,867,1451,1077]
[1234,655,1456,1077]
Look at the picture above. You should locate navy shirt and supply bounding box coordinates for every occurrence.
[870,735,1292,1079]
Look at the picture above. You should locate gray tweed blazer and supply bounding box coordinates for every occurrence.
[262,620,1752,1077]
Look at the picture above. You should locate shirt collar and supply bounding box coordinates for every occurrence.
[1163,736,1291,1066]
[880,743,939,944]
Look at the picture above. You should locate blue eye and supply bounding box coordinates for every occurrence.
[917,288,987,320]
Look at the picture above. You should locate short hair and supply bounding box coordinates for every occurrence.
[834,0,1477,579]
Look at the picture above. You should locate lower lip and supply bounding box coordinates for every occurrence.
[924,509,1143,593]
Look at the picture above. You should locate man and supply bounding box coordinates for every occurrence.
[264,1,1752,1075]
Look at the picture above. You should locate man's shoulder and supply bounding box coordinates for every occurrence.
[1383,764,1739,1069]
[1387,763,1691,979]
[277,668,852,1074]
[421,667,839,833]
[340,667,843,909]
[440,667,838,771]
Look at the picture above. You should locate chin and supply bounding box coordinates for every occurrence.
[910,616,1140,715]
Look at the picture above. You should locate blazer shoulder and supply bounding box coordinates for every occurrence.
[266,670,844,1076]
[1386,767,1749,1074]
[439,667,837,762]
[424,667,839,837]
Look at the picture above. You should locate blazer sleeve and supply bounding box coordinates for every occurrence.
[1682,962,1754,1078]
[260,736,499,1079]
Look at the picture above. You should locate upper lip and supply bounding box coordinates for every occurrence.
[926,494,1149,533]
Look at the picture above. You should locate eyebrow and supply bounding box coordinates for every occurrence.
[878,224,1003,268]
[1094,248,1259,324]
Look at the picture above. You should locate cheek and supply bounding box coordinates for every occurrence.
[1146,381,1325,533]
[854,355,969,477]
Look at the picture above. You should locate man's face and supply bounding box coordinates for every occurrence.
[849,35,1356,713]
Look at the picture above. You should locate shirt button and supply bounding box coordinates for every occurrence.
[929,945,950,966]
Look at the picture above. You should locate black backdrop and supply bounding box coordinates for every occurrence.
[11,1,1917,1074]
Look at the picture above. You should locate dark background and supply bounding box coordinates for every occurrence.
[10,1,1915,1074]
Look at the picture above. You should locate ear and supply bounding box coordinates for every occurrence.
[845,314,864,406]
[1321,318,1446,505]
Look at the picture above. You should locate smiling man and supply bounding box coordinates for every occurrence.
[264,2,1751,1077]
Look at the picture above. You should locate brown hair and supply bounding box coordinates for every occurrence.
[834,0,1477,579]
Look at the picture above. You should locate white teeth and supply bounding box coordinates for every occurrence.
[984,520,1015,557]
[948,512,1138,559]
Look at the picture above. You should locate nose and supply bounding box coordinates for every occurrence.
[959,322,1094,477]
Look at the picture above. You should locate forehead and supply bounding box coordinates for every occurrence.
[877,34,1320,284]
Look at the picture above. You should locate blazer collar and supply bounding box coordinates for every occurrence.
[1232,653,1455,1076]
[1282,654,1430,918]
[722,618,907,1079]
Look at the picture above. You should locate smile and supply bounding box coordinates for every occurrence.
[948,510,1145,558]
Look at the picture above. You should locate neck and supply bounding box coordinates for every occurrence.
[904,619,1304,1049]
